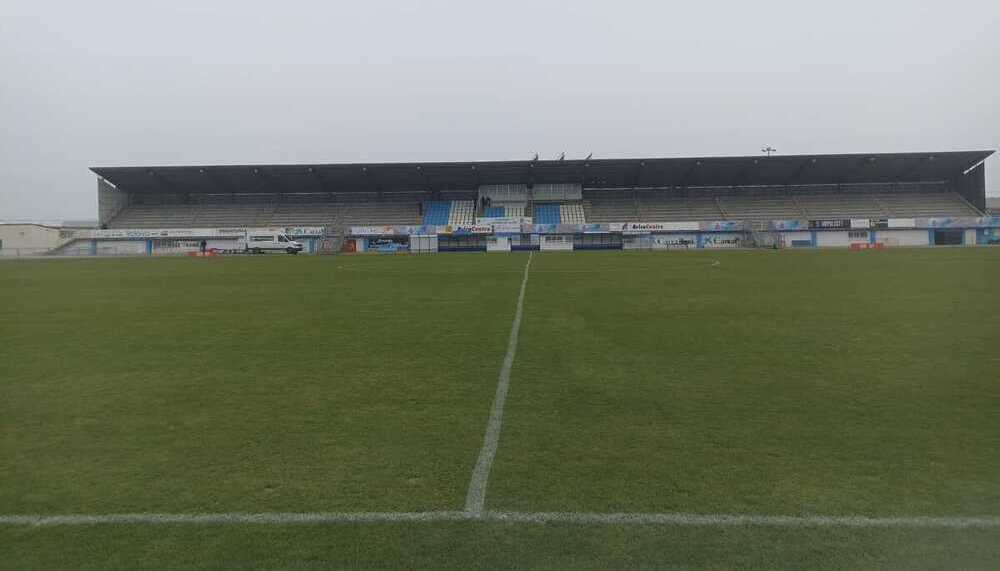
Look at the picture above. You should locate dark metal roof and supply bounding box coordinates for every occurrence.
[91,150,994,195]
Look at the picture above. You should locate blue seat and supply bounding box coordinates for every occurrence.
[422,201,452,225]
[485,207,505,217]
[534,203,561,224]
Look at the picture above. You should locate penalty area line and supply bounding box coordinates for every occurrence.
[2,511,998,529]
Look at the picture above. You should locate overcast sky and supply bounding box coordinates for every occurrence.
[2,0,998,220]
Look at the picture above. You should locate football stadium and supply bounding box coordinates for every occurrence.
[31,149,1000,257]
[3,150,1000,569]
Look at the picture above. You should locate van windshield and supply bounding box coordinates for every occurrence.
[278,235,288,243]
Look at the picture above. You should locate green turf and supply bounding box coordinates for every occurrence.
[3,249,999,568]
[491,249,1000,515]
[1,255,526,513]
[3,524,1000,570]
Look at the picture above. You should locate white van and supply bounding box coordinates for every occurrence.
[238,232,304,254]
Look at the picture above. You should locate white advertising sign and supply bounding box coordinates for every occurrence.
[619,221,701,234]
[888,218,916,228]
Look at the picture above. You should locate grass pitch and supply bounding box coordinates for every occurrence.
[2,249,999,568]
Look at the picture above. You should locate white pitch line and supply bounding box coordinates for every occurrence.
[486,512,1000,529]
[0,512,468,526]
[3,511,999,529]
[464,252,533,513]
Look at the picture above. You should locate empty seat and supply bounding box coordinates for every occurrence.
[873,192,979,217]
[717,195,804,220]
[534,203,561,224]
[109,199,422,229]
[448,200,475,225]
[796,193,887,218]
[422,201,451,225]
[559,203,586,224]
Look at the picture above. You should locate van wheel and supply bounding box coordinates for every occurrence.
[253,248,261,255]
[287,248,299,255]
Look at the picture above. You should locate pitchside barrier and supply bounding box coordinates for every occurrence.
[43,227,326,257]
[344,216,1000,253]
[26,217,1000,257]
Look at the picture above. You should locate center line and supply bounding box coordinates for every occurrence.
[464,252,533,513]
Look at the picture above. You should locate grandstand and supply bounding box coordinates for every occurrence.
[584,183,981,223]
[93,151,991,238]
[422,200,475,226]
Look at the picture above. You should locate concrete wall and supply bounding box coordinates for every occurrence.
[815,230,869,248]
[98,178,129,228]
[875,230,928,247]
[540,235,574,251]
[779,231,812,244]
[0,224,69,256]
[978,227,1000,245]
[952,163,986,212]
[95,240,146,256]
[964,228,977,246]
[151,238,239,256]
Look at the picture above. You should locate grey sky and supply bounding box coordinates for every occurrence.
[2,0,998,220]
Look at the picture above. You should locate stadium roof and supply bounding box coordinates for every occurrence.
[92,150,994,195]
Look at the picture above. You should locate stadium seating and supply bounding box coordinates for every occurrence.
[534,203,561,224]
[872,192,978,217]
[638,192,727,221]
[583,190,638,222]
[504,204,526,218]
[448,200,475,225]
[483,201,583,224]
[479,184,529,203]
[109,203,278,228]
[110,196,424,230]
[422,200,475,226]
[422,201,451,225]
[107,187,979,230]
[717,194,804,220]
[344,202,421,225]
[794,193,884,218]
[269,202,340,226]
[583,188,979,222]
[559,203,586,224]
[532,183,582,201]
[108,205,193,228]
